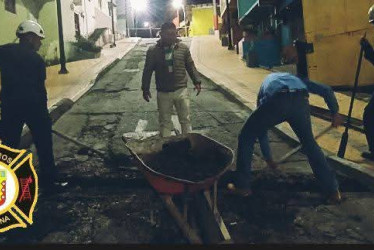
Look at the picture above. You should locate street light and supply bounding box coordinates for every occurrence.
[130,0,147,37]
[225,0,234,50]
[172,0,188,37]
[144,21,153,38]
[109,0,117,48]
[56,0,68,74]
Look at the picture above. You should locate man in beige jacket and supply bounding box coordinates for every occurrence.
[142,22,201,137]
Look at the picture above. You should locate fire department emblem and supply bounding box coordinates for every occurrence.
[0,144,38,233]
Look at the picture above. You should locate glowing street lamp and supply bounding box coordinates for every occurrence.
[172,0,188,37]
[131,0,147,11]
[172,0,183,9]
[130,0,147,37]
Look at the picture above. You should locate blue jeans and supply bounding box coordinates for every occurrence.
[235,91,339,195]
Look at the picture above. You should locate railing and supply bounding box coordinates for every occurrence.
[127,28,161,38]
[126,27,189,38]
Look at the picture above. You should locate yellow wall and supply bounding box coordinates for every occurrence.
[190,7,214,36]
[303,0,374,87]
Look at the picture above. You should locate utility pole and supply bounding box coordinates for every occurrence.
[212,0,218,31]
[134,11,137,37]
[56,0,68,74]
[225,0,234,50]
[183,5,188,37]
[110,0,116,48]
[124,0,129,37]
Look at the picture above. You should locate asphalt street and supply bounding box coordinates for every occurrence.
[2,39,374,244]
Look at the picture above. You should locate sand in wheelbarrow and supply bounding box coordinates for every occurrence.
[142,139,230,182]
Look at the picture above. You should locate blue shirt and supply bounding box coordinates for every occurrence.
[257,72,340,160]
[258,73,339,114]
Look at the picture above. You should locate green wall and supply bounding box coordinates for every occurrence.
[0,0,60,65]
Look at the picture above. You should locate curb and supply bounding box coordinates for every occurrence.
[19,39,140,149]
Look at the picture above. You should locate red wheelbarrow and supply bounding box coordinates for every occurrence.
[122,133,234,244]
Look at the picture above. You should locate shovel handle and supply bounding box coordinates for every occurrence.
[275,126,333,164]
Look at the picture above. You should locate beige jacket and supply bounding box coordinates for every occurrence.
[142,39,201,92]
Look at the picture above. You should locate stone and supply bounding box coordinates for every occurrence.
[75,154,89,162]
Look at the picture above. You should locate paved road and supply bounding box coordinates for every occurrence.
[2,39,374,244]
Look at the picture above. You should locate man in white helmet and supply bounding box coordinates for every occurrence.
[0,20,59,193]
[359,5,374,161]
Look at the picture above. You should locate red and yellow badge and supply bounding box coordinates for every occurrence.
[0,144,38,233]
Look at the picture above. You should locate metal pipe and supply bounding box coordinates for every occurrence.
[212,0,218,30]
[83,0,89,37]
[134,11,137,37]
[56,0,68,74]
[225,0,234,50]
[183,5,188,37]
[110,0,116,48]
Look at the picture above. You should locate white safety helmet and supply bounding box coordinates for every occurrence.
[369,4,374,24]
[16,20,45,39]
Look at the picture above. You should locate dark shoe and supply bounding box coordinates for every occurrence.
[326,190,342,204]
[226,183,253,197]
[362,151,374,161]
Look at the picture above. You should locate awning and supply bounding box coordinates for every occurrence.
[238,0,259,21]
[238,0,276,24]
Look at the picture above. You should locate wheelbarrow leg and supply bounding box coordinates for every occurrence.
[160,195,203,244]
[193,186,232,244]
[203,185,232,243]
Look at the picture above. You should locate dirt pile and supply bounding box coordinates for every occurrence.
[142,139,230,182]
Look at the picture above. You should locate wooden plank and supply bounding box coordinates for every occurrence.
[203,190,232,242]
[193,191,232,243]
[160,195,203,244]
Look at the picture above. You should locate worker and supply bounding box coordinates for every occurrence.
[358,4,374,161]
[228,72,343,204]
[0,20,59,193]
[142,22,201,137]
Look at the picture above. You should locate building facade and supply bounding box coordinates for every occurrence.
[116,0,134,37]
[0,0,118,65]
[235,0,374,87]
[189,4,215,36]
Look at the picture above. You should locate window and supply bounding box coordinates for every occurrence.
[5,0,16,14]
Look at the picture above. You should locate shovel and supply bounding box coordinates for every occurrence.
[337,32,367,158]
[275,126,333,164]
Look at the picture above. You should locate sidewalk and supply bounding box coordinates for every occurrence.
[190,35,373,171]
[0,38,139,148]
[46,38,140,109]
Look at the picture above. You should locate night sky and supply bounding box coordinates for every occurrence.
[137,0,214,27]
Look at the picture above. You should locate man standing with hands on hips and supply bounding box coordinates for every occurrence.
[142,22,202,137]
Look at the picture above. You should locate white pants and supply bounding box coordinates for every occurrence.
[157,87,192,137]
